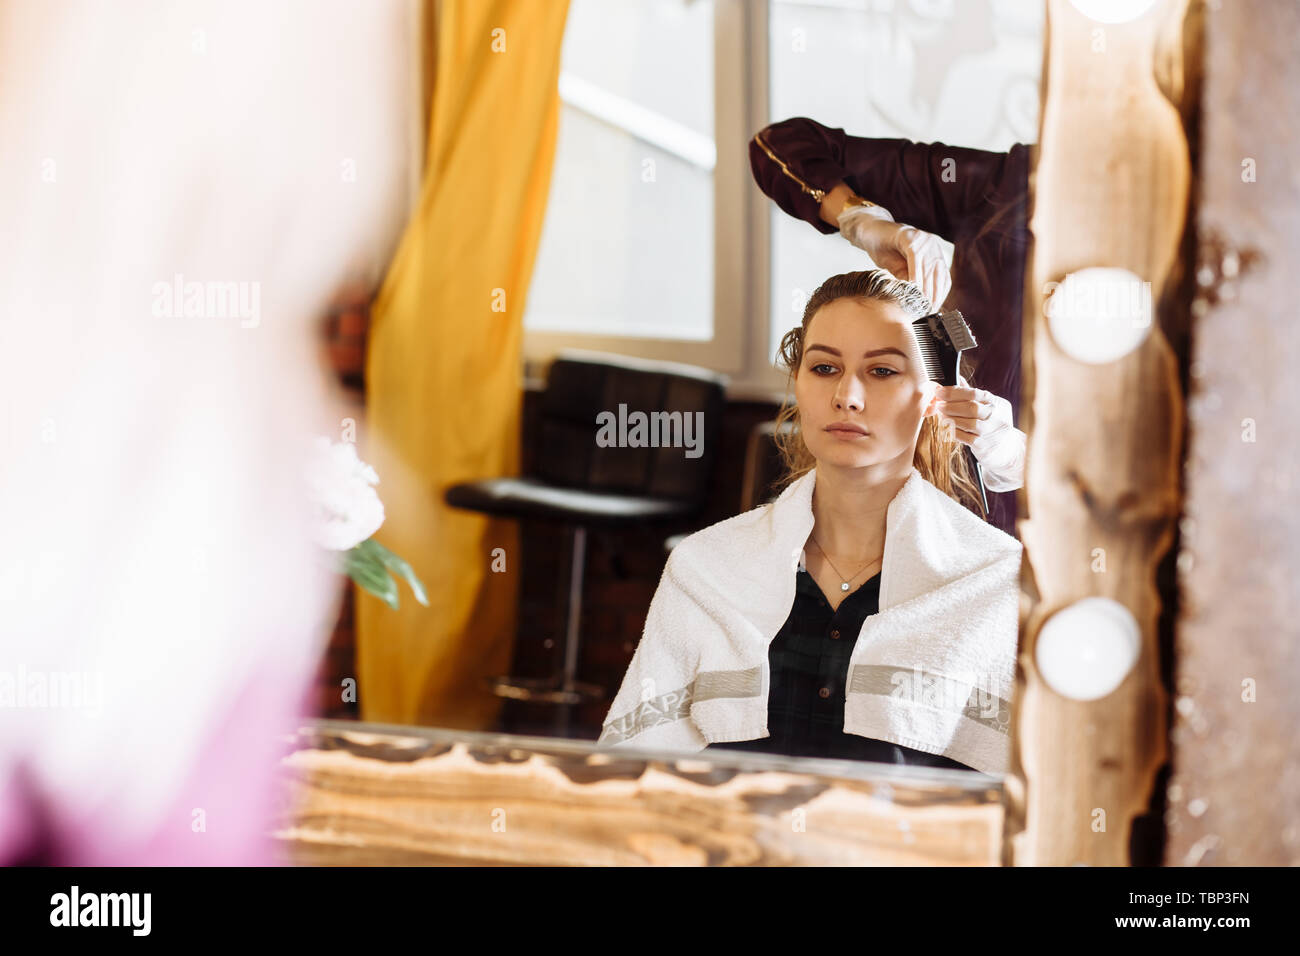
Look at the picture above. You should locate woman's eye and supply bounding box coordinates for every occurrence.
[809,363,896,377]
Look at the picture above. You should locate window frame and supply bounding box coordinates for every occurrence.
[522,0,787,403]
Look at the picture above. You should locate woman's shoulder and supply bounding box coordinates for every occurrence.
[913,473,1023,560]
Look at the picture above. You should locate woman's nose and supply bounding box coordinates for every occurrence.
[834,378,864,411]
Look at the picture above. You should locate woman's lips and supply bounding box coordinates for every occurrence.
[825,424,870,439]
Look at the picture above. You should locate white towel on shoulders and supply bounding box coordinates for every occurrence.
[596,465,1022,775]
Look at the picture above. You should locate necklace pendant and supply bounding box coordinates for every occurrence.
[840,582,850,591]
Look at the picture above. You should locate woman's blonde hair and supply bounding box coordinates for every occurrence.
[772,268,987,519]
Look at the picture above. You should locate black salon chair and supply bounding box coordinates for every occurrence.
[663,417,793,555]
[444,349,726,729]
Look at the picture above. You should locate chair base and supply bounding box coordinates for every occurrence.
[487,674,604,705]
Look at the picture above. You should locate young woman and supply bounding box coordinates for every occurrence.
[597,270,1023,775]
[750,116,1032,537]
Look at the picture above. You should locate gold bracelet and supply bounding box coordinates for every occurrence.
[838,192,881,217]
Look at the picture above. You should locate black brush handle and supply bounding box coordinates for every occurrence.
[972,455,991,518]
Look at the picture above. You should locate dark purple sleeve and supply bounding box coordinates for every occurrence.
[749,116,1029,245]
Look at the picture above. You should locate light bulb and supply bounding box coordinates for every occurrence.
[1036,597,1140,700]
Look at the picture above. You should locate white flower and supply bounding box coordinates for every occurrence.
[304,437,385,551]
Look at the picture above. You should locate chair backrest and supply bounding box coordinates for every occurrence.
[740,418,796,512]
[535,350,728,506]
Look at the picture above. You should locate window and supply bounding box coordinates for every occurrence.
[526,0,714,340]
[523,0,749,379]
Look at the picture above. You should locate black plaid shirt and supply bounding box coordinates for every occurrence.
[704,566,972,770]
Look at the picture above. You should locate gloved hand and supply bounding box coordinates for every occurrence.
[929,375,1025,492]
[838,203,952,311]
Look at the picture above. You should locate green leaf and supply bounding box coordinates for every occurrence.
[346,547,399,610]
[356,538,429,607]
[355,570,399,610]
[346,546,385,577]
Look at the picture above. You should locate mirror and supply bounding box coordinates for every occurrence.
[345,0,1044,785]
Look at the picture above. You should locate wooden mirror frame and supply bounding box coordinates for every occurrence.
[274,0,1296,866]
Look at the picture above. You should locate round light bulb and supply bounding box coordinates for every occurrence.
[1036,597,1140,700]
[1046,267,1153,364]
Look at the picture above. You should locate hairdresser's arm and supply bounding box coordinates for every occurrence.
[752,120,954,308]
[752,116,1029,244]
[816,181,856,226]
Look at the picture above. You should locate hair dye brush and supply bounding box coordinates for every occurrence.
[910,309,975,387]
[910,309,991,518]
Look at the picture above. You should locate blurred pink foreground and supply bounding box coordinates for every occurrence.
[0,0,410,864]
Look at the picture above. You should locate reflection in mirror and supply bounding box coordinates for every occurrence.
[760,0,1042,539]
[334,0,1043,786]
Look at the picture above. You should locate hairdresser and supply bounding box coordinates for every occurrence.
[750,116,1033,538]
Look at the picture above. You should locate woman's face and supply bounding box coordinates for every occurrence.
[795,297,939,472]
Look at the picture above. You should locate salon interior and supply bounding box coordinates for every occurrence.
[322,0,1043,748]
[7,0,1290,875]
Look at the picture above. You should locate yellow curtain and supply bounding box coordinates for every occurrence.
[357,0,571,727]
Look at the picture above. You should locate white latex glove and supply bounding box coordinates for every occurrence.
[931,375,1025,492]
[838,203,952,311]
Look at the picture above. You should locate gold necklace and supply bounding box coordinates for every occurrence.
[809,534,882,592]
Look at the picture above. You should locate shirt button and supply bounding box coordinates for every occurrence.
[830,629,840,639]
[818,687,831,699]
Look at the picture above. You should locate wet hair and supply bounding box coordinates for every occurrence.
[771,268,987,519]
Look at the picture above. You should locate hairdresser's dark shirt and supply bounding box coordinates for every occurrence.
[749,116,1031,537]
[704,565,972,770]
